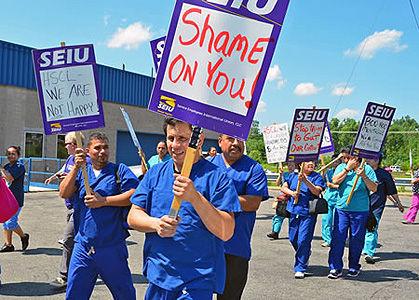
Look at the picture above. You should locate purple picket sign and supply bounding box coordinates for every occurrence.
[286,108,329,163]
[150,36,166,73]
[319,121,335,154]
[148,0,290,140]
[32,44,105,135]
[351,102,396,159]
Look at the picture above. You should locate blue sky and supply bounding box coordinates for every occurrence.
[1,0,418,129]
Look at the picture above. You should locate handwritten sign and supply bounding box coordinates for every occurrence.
[351,102,396,159]
[263,123,289,164]
[319,121,335,154]
[150,36,166,72]
[32,44,105,135]
[286,108,329,162]
[148,0,290,140]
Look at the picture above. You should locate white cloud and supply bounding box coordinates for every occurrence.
[335,108,360,119]
[121,18,127,23]
[106,22,152,50]
[277,79,287,90]
[294,82,323,96]
[332,83,354,96]
[104,15,110,26]
[267,65,281,81]
[344,29,408,59]
[256,100,267,114]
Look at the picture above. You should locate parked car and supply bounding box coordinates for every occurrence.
[389,165,402,172]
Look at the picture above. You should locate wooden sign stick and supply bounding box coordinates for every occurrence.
[75,131,91,196]
[168,126,202,219]
[320,154,327,181]
[294,162,305,204]
[346,158,365,205]
[317,154,342,173]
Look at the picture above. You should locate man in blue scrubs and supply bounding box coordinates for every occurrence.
[129,119,241,300]
[363,155,404,263]
[60,132,139,300]
[210,134,269,300]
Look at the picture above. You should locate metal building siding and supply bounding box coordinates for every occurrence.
[97,65,154,107]
[0,40,153,108]
[0,40,36,89]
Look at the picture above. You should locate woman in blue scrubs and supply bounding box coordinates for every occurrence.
[281,161,325,279]
[0,146,29,252]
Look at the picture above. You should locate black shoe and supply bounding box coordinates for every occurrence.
[365,255,375,264]
[347,268,360,277]
[267,232,279,239]
[327,269,343,279]
[0,243,15,253]
[21,233,29,251]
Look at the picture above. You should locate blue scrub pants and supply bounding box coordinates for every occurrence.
[321,201,336,244]
[66,242,135,300]
[145,282,212,300]
[362,215,381,256]
[328,209,369,271]
[288,214,317,272]
[272,215,286,233]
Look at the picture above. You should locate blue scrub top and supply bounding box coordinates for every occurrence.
[209,154,269,260]
[286,171,326,216]
[335,163,377,212]
[147,153,171,169]
[370,168,397,218]
[130,158,241,293]
[74,162,139,247]
[4,162,25,207]
[323,169,339,205]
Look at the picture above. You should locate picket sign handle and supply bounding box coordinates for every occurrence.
[279,161,284,184]
[346,158,365,206]
[168,147,197,219]
[317,154,342,173]
[75,131,91,196]
[294,162,305,204]
[138,147,149,172]
[320,154,328,182]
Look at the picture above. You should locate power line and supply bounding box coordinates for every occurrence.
[409,0,419,29]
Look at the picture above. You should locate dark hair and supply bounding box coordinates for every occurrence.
[6,146,21,157]
[88,132,109,147]
[378,153,384,166]
[332,153,339,160]
[157,140,167,148]
[208,146,217,151]
[163,118,192,136]
[341,146,351,154]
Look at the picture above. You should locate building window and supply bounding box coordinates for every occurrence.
[57,135,67,159]
[25,132,44,158]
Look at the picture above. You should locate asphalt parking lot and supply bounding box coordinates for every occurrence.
[0,190,418,299]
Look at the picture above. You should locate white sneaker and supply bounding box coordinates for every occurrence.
[295,271,305,279]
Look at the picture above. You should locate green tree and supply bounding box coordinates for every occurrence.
[246,120,266,164]
[383,116,419,169]
[329,118,359,152]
